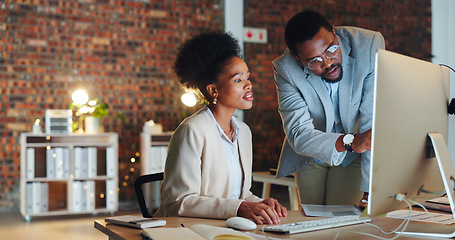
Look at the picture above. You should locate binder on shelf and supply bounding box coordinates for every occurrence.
[88,147,97,177]
[106,147,115,177]
[88,181,95,211]
[81,180,95,211]
[26,148,35,179]
[26,183,35,214]
[40,182,49,213]
[106,179,116,210]
[63,148,70,178]
[72,181,82,212]
[81,181,88,211]
[46,148,56,178]
[55,148,64,179]
[33,182,41,214]
[74,147,82,178]
[81,148,88,178]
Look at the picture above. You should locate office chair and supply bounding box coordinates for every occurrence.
[134,172,164,218]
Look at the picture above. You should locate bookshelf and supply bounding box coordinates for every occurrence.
[20,132,119,221]
[139,131,173,209]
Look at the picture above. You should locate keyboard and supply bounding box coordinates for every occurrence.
[262,215,371,234]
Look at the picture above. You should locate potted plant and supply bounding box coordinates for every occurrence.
[70,98,105,133]
[70,98,126,133]
[70,89,126,133]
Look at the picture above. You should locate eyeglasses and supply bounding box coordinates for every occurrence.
[296,44,340,70]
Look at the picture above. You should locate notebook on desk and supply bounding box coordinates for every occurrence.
[105,215,166,229]
[141,224,253,240]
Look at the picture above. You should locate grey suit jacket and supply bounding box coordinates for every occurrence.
[273,26,385,192]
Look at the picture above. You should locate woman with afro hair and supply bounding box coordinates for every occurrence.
[153,32,287,225]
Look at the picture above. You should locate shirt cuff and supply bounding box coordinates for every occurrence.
[331,145,347,166]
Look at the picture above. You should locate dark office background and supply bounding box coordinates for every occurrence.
[0,0,431,210]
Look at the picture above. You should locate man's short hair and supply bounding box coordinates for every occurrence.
[284,11,333,55]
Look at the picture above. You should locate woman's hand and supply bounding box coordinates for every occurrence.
[261,198,288,218]
[237,198,287,225]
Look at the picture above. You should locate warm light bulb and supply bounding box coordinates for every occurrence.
[181,93,197,107]
[72,89,89,105]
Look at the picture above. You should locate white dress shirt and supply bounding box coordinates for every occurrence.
[206,107,243,199]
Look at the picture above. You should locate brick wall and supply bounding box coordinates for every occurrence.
[0,0,431,210]
[0,0,224,209]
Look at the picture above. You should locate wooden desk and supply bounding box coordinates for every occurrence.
[252,171,300,210]
[94,210,452,239]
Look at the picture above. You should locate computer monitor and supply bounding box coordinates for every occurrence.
[368,49,455,227]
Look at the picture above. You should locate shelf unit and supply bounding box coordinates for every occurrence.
[20,132,119,221]
[140,131,173,209]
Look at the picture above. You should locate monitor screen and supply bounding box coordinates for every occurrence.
[368,49,454,218]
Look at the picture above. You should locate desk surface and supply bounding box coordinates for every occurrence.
[94,210,454,240]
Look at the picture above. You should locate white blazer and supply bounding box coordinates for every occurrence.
[153,107,261,219]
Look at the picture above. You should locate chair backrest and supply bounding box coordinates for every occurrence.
[134,172,164,218]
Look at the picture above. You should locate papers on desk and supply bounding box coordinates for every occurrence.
[301,204,362,217]
[142,227,204,240]
[428,196,451,205]
[421,196,452,213]
[386,210,455,225]
[142,224,253,240]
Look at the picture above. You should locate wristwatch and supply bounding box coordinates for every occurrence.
[343,133,356,152]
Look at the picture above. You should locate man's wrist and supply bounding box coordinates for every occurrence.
[343,133,356,152]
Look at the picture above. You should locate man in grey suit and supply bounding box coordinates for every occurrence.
[273,11,385,207]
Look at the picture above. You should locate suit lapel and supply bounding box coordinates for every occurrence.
[337,31,356,133]
[286,58,332,118]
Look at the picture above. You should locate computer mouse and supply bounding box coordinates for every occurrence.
[226,217,257,231]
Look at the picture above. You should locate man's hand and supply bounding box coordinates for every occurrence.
[358,192,369,209]
[237,198,287,225]
[351,129,371,153]
[336,129,372,153]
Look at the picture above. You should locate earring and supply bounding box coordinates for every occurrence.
[213,97,217,105]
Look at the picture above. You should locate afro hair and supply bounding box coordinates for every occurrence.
[174,31,242,100]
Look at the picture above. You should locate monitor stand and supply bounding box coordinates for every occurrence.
[397,132,455,238]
